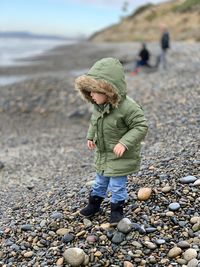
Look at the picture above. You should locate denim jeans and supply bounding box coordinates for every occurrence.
[91,173,128,203]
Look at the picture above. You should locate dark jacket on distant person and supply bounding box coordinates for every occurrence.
[161,31,170,50]
[139,47,150,63]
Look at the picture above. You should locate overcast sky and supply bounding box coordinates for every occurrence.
[1,0,167,37]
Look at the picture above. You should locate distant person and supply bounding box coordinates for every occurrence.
[157,25,170,69]
[75,58,148,225]
[132,42,151,75]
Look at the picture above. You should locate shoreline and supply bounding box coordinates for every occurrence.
[0,41,134,87]
[1,40,200,85]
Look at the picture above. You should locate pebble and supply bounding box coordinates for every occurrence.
[168,202,181,211]
[111,232,125,244]
[94,251,102,257]
[56,228,70,236]
[20,224,33,231]
[145,227,157,233]
[187,258,199,267]
[132,241,143,248]
[192,222,200,232]
[177,241,190,249]
[137,187,152,201]
[40,220,47,228]
[124,261,134,267]
[0,251,4,259]
[83,218,92,228]
[168,247,182,258]
[63,248,86,266]
[117,218,132,234]
[62,233,75,243]
[180,176,197,184]
[162,185,172,193]
[100,223,110,230]
[155,239,166,245]
[177,258,187,265]
[50,212,63,219]
[166,211,175,216]
[56,257,64,266]
[183,248,197,261]
[23,251,34,258]
[190,217,200,224]
[193,179,200,186]
[144,241,157,249]
[86,235,98,244]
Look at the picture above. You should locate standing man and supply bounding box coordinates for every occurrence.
[159,24,170,69]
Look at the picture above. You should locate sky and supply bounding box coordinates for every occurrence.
[1,0,167,38]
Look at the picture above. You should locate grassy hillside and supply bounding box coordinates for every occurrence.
[90,0,200,42]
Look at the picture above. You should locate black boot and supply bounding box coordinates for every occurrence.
[79,195,104,217]
[110,201,125,226]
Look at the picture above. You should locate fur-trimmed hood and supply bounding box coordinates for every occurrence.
[75,58,127,108]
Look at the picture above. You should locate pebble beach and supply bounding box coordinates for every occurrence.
[0,41,200,266]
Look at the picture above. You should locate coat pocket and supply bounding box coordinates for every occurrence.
[115,118,127,129]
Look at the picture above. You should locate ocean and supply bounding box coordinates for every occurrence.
[0,37,76,85]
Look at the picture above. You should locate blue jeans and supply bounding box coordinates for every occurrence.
[91,173,128,203]
[136,59,148,68]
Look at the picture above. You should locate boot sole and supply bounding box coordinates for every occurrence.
[78,210,100,218]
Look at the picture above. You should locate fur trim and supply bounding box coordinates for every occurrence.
[75,75,120,107]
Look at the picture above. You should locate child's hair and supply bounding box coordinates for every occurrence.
[75,76,119,107]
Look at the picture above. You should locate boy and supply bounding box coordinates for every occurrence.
[75,58,148,225]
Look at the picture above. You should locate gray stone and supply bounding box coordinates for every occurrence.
[146,227,157,233]
[50,212,63,219]
[155,239,166,245]
[193,179,200,186]
[111,232,125,244]
[180,176,197,184]
[20,224,33,231]
[117,218,132,234]
[62,233,75,243]
[63,248,86,267]
[11,244,20,251]
[183,248,197,261]
[169,202,181,211]
[187,259,199,267]
[177,241,190,249]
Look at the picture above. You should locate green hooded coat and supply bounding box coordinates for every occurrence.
[75,58,148,176]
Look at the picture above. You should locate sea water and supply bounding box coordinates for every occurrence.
[0,37,75,85]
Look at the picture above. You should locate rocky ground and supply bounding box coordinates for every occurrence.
[0,41,199,266]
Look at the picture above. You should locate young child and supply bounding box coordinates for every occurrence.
[75,58,148,225]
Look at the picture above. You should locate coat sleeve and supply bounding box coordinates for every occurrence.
[86,122,95,140]
[86,110,96,140]
[119,104,148,149]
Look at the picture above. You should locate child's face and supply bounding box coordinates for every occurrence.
[90,92,108,105]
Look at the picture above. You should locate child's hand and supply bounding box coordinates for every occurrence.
[113,143,126,157]
[87,140,96,150]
